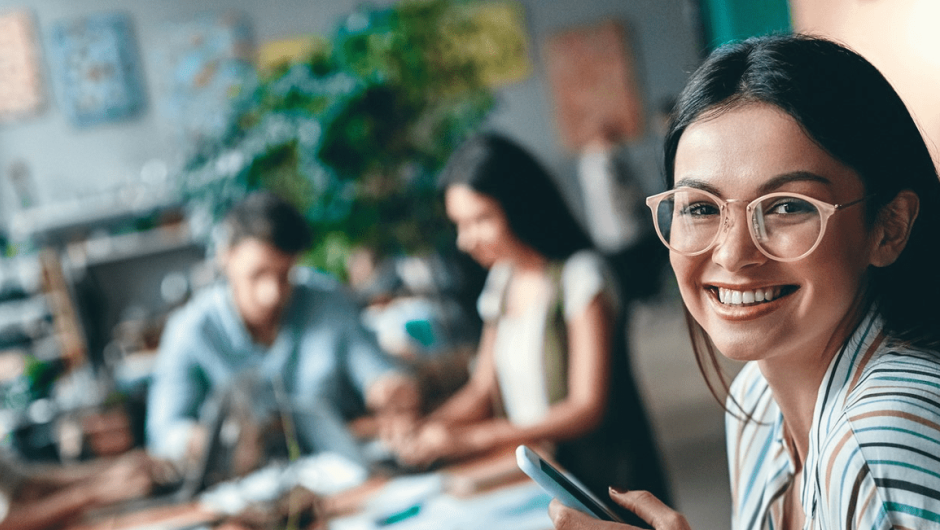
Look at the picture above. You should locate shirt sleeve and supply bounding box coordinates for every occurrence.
[146,309,210,460]
[560,251,617,320]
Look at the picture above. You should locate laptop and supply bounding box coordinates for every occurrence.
[84,389,232,518]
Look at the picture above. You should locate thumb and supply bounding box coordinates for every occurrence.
[608,488,691,530]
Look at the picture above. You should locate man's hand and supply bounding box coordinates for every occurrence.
[184,423,210,471]
[366,373,421,414]
[549,489,691,530]
[367,374,422,444]
[88,450,157,505]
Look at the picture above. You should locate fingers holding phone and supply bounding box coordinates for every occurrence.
[549,499,639,530]
[548,490,692,530]
[607,489,691,530]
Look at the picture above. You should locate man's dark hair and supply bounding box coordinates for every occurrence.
[221,191,313,254]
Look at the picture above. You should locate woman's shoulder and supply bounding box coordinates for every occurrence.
[841,345,940,431]
[560,249,607,277]
[846,343,940,412]
[819,348,940,528]
[559,250,616,318]
[828,348,940,476]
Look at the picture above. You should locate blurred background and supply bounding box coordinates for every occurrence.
[0,0,938,527]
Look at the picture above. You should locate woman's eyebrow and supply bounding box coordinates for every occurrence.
[674,172,832,196]
[673,178,721,195]
[758,171,831,194]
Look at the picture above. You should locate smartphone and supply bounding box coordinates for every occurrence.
[516,445,624,522]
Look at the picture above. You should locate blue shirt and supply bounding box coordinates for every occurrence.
[146,269,404,461]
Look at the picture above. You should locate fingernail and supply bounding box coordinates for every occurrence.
[609,486,629,495]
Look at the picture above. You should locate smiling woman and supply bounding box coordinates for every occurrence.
[389,134,671,524]
[549,34,940,530]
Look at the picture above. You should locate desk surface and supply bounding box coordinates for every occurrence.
[68,446,553,530]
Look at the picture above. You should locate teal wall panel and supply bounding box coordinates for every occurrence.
[701,0,792,50]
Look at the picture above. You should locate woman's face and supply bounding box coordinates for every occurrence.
[445,184,528,268]
[671,103,879,364]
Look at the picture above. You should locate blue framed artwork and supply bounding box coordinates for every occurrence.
[48,12,146,127]
[153,12,254,145]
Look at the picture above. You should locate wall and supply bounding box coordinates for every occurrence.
[0,0,704,227]
[790,0,940,166]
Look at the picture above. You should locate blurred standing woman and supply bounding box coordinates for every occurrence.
[392,133,671,513]
[550,34,940,530]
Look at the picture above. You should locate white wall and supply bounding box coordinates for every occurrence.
[0,0,703,226]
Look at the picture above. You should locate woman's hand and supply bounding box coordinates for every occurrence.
[549,489,691,530]
[393,420,513,467]
[392,421,454,467]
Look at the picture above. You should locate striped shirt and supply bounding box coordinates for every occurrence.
[727,311,940,529]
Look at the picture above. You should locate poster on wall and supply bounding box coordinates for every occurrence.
[544,20,645,151]
[47,12,146,127]
[152,12,254,147]
[0,10,45,122]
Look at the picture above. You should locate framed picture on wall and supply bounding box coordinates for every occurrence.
[544,20,645,151]
[47,12,146,127]
[152,11,254,146]
[0,10,45,121]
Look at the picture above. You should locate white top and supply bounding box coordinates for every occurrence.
[477,251,615,426]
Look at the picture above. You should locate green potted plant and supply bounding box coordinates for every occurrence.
[179,0,498,279]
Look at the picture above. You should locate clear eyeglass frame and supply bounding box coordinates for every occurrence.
[644,188,869,262]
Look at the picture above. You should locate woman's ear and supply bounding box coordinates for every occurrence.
[869,190,919,267]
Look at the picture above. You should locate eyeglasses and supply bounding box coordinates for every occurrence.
[645,188,868,262]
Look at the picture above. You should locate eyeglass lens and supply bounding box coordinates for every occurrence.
[654,190,823,259]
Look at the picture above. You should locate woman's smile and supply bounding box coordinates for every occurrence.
[671,103,876,363]
[702,282,799,322]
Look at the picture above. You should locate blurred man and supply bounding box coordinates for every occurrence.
[146,191,418,470]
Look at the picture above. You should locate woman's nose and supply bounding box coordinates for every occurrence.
[711,208,767,271]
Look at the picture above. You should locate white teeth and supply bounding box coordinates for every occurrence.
[717,287,782,306]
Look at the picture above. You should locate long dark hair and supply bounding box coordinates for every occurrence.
[664,34,940,404]
[439,133,592,260]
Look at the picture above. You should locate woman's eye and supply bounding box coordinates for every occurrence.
[680,202,720,217]
[766,198,815,215]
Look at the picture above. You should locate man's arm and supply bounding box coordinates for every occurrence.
[146,314,210,462]
[0,452,155,530]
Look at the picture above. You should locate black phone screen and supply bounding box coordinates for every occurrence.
[539,459,616,521]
